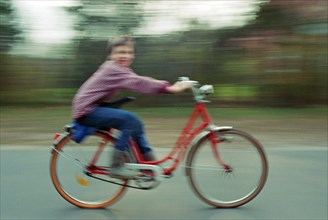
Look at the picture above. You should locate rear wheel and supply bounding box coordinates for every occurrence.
[50,132,128,208]
[186,129,268,208]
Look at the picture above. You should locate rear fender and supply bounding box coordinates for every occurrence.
[51,132,70,154]
[51,130,117,154]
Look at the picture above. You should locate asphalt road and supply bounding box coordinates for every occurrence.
[1,146,327,220]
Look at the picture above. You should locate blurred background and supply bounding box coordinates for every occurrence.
[0,0,327,152]
[0,0,327,107]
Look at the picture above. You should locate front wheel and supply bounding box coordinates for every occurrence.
[186,129,268,208]
[50,131,129,208]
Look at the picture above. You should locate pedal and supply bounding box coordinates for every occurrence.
[136,174,154,182]
[162,173,173,178]
[125,163,163,183]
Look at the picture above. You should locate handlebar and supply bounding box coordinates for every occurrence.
[178,76,214,103]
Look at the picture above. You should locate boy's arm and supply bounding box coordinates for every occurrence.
[120,74,171,94]
[109,64,193,94]
[165,81,194,93]
[123,75,193,94]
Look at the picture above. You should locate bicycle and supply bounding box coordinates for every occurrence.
[50,77,268,209]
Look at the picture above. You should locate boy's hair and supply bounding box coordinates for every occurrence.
[107,35,135,54]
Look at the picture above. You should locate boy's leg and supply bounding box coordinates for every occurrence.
[81,107,139,150]
[81,107,140,179]
[131,120,157,161]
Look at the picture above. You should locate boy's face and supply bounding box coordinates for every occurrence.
[109,45,135,67]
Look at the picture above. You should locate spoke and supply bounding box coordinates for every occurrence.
[52,147,86,169]
[184,165,228,171]
[50,132,130,208]
[186,130,268,208]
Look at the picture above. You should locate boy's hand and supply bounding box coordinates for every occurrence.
[166,81,194,93]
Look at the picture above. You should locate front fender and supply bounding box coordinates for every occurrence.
[185,125,233,176]
[206,125,233,132]
[189,125,233,149]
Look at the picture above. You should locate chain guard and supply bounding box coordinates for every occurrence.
[85,172,159,190]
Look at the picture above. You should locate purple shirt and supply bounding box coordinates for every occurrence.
[72,61,170,120]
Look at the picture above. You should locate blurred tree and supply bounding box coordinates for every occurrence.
[0,0,23,104]
[218,0,327,106]
[0,0,21,53]
[1,0,326,107]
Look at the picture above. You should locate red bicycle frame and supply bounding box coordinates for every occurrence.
[83,102,215,176]
[127,102,216,175]
[83,98,231,177]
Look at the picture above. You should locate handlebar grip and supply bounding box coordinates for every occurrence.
[178,76,198,85]
[178,76,190,81]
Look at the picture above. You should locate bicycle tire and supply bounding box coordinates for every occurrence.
[50,131,129,208]
[186,129,268,208]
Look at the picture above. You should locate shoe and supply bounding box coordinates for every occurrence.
[109,150,139,179]
[141,151,157,177]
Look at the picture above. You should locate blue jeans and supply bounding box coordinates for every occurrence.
[80,107,152,154]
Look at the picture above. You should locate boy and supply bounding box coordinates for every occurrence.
[72,35,193,179]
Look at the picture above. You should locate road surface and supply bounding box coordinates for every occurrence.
[1,146,327,220]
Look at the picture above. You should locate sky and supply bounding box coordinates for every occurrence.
[139,0,263,35]
[11,0,266,56]
[12,0,77,44]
